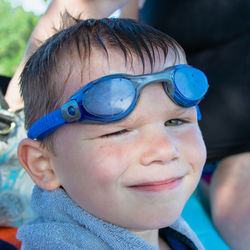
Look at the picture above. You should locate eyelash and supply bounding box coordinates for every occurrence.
[164,119,186,127]
[101,129,130,138]
[101,119,187,138]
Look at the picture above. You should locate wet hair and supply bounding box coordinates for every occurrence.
[20,17,185,149]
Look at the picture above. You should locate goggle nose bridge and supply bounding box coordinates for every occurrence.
[133,70,174,93]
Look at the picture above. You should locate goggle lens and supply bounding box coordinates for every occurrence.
[83,78,136,117]
[174,66,208,100]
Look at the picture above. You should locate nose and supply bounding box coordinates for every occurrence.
[139,127,179,166]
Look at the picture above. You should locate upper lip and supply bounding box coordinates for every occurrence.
[128,176,184,187]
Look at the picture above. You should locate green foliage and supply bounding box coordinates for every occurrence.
[0,0,40,77]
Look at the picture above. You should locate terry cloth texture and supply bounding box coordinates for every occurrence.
[17,186,204,250]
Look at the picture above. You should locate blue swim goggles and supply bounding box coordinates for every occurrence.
[28,64,208,140]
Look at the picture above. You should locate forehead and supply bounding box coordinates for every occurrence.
[61,47,186,103]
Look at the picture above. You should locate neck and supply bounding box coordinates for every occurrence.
[131,229,170,249]
[133,229,159,248]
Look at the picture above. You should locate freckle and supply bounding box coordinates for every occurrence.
[98,144,113,154]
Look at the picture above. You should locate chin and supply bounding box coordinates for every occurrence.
[126,207,184,231]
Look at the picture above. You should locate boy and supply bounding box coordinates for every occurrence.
[17,18,208,249]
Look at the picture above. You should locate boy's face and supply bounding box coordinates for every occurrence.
[50,48,206,230]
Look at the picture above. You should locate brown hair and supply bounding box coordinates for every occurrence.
[20,17,185,149]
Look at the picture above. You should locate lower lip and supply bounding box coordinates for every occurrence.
[129,177,183,192]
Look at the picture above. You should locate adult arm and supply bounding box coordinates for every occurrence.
[209,152,250,249]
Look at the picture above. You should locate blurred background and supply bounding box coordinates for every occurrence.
[0,0,51,78]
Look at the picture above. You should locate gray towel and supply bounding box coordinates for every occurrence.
[17,186,204,250]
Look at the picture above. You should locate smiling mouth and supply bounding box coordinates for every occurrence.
[128,177,183,192]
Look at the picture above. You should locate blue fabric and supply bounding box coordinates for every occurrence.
[166,234,188,250]
[18,186,204,250]
[202,162,219,175]
[182,193,230,250]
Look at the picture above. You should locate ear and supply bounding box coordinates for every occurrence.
[18,138,61,190]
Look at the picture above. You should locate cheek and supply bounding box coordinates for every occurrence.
[85,141,132,185]
[180,127,207,172]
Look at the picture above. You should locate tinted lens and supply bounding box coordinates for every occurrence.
[174,66,208,100]
[83,78,136,117]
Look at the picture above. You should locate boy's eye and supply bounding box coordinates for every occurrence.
[101,129,130,138]
[164,119,184,126]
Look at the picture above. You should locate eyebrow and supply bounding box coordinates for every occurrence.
[173,105,196,116]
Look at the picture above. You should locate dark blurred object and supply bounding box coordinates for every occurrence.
[0,75,13,141]
[0,75,11,110]
[0,75,11,96]
[0,239,17,250]
[140,0,250,161]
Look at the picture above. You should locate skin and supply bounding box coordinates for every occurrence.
[18,48,206,248]
[209,152,250,249]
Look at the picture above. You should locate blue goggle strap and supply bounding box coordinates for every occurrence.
[28,98,84,140]
[28,109,65,140]
[196,105,202,120]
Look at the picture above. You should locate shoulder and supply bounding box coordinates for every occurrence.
[17,220,110,250]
